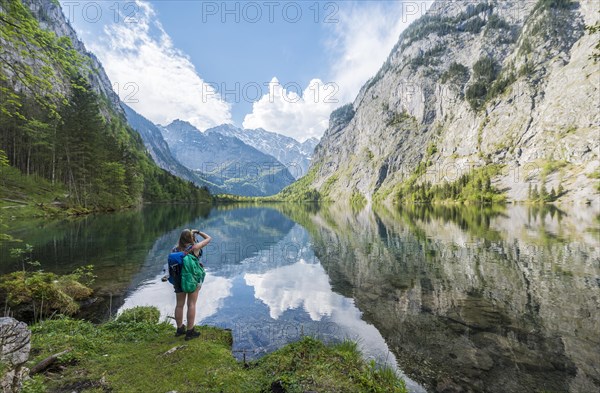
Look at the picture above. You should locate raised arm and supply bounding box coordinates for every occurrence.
[191,230,211,251]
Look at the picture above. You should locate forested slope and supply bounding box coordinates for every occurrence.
[0,0,210,215]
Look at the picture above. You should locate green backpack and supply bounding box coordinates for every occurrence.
[181,252,206,293]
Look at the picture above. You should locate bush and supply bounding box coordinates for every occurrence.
[473,57,498,82]
[0,270,93,321]
[462,17,486,33]
[534,0,572,13]
[116,306,160,324]
[410,45,445,70]
[466,57,503,110]
[441,63,469,85]
[487,14,511,30]
[466,80,489,110]
[350,191,367,210]
[487,71,517,101]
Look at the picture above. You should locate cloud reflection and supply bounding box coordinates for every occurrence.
[243,258,414,380]
[244,259,337,320]
[119,274,233,323]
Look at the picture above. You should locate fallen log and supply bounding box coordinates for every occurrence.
[30,349,71,374]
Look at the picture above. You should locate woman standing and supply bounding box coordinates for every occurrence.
[172,229,211,340]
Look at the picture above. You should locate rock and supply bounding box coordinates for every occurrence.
[0,318,31,393]
[162,345,187,357]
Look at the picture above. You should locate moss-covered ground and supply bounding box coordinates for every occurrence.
[23,307,407,393]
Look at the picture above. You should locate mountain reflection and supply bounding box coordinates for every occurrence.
[282,203,599,393]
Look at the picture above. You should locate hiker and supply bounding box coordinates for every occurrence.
[170,229,211,340]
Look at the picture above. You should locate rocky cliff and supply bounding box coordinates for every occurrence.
[309,0,599,206]
[21,0,121,112]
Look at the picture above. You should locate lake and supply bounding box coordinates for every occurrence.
[1,203,599,393]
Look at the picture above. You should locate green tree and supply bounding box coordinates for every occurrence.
[531,185,539,200]
[540,183,549,201]
[587,13,600,62]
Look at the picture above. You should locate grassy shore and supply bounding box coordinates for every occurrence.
[24,307,406,393]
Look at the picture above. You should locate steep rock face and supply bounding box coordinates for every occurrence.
[310,0,599,205]
[122,104,221,193]
[161,121,295,196]
[209,124,318,180]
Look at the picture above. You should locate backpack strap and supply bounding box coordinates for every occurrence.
[174,245,194,255]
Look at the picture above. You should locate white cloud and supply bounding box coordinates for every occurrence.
[242,1,432,140]
[327,1,433,102]
[89,0,231,130]
[242,78,337,142]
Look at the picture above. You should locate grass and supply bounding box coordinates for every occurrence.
[541,160,568,178]
[26,309,407,393]
[350,191,367,210]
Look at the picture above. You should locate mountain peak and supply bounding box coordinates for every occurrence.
[165,119,200,131]
[206,123,318,180]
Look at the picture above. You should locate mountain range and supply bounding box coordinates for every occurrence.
[122,104,223,192]
[123,104,319,196]
[3,0,597,208]
[158,120,298,196]
[2,0,318,203]
[208,124,319,180]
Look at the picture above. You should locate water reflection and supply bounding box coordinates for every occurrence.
[118,208,425,390]
[0,204,211,319]
[244,260,338,320]
[284,203,599,393]
[3,202,598,392]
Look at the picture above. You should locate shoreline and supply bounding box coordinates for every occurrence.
[17,308,409,392]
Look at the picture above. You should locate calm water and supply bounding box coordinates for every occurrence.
[2,203,599,393]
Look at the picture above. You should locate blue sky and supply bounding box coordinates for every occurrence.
[62,1,431,141]
[150,1,328,123]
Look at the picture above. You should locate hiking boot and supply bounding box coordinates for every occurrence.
[175,325,186,337]
[184,328,200,341]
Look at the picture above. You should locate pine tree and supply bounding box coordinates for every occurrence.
[531,185,539,200]
[540,183,549,202]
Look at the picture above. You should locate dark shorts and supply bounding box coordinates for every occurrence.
[171,275,183,293]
